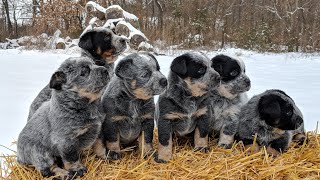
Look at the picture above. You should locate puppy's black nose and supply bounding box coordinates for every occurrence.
[120,38,127,44]
[159,78,168,87]
[245,78,251,86]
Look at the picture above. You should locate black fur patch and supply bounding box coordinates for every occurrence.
[258,94,297,130]
[171,54,207,79]
[49,71,66,90]
[78,31,115,61]
[115,58,134,79]
[211,54,241,82]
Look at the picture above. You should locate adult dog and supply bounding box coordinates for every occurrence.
[27,27,127,121]
[17,57,110,179]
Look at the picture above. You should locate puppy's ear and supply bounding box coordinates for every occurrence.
[78,31,95,50]
[171,56,187,76]
[258,94,281,121]
[115,59,133,79]
[49,71,67,90]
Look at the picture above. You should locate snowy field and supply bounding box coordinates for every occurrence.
[1,48,320,155]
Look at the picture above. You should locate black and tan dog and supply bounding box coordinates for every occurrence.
[155,52,220,163]
[27,27,127,121]
[236,89,307,156]
[93,53,167,160]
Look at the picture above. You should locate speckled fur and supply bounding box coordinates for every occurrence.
[209,55,251,148]
[96,52,167,160]
[17,58,110,178]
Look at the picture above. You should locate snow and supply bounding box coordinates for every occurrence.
[1,48,320,155]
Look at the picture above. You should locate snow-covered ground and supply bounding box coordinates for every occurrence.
[1,48,320,155]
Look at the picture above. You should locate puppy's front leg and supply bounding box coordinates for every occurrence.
[60,146,87,178]
[218,122,238,149]
[267,134,290,157]
[103,114,122,160]
[194,111,209,152]
[139,114,155,157]
[155,119,172,163]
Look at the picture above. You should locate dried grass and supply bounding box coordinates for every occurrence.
[1,131,320,180]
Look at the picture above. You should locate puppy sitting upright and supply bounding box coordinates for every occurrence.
[17,57,110,179]
[209,54,251,148]
[27,27,127,121]
[155,52,220,163]
[95,53,167,160]
[237,89,306,156]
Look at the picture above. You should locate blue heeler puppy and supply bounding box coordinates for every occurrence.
[27,27,127,121]
[236,89,307,156]
[17,57,110,179]
[155,52,220,163]
[94,52,167,160]
[209,55,251,149]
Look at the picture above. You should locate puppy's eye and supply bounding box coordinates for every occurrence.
[104,35,111,41]
[230,70,239,76]
[80,66,90,77]
[140,72,151,79]
[197,67,206,74]
[286,109,293,117]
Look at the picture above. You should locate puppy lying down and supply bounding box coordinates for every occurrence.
[17,57,110,179]
[236,89,307,156]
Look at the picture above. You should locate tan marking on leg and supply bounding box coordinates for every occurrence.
[141,112,153,119]
[184,77,208,97]
[217,84,237,99]
[72,127,89,139]
[218,127,234,147]
[106,133,120,152]
[244,142,260,154]
[50,165,69,178]
[138,131,153,157]
[93,138,107,159]
[64,161,84,171]
[157,135,172,162]
[164,112,187,120]
[111,115,128,122]
[266,146,281,156]
[133,88,152,100]
[194,107,208,117]
[293,133,306,142]
[272,128,286,135]
[194,127,208,148]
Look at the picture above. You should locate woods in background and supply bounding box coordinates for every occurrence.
[1,0,320,52]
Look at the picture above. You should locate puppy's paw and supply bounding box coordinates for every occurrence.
[153,152,168,164]
[293,134,309,146]
[218,143,232,149]
[194,146,210,153]
[69,165,87,178]
[106,151,122,160]
[40,168,54,178]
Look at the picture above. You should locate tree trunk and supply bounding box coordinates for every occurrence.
[2,0,12,37]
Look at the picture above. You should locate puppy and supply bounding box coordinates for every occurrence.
[27,27,127,121]
[94,53,167,160]
[155,52,220,163]
[209,54,251,148]
[236,89,306,156]
[17,57,110,179]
